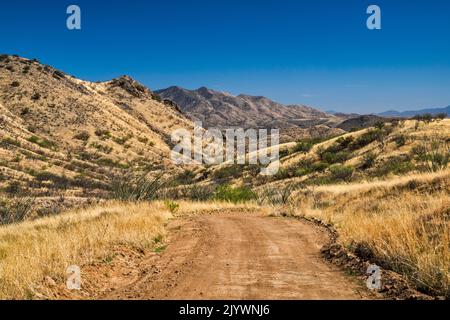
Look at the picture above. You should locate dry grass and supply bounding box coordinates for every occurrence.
[0,202,173,299]
[293,170,450,297]
[0,200,266,300]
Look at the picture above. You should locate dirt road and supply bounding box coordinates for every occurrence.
[102,214,367,300]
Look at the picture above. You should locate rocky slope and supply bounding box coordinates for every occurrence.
[156,86,341,130]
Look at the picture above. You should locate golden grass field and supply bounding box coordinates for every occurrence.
[291,170,450,297]
[0,201,267,299]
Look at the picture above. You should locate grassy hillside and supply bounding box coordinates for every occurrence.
[0,55,193,211]
[287,171,449,297]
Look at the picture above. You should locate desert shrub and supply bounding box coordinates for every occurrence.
[435,113,447,120]
[372,156,415,176]
[27,135,57,150]
[295,160,328,176]
[31,93,41,101]
[151,93,163,103]
[214,185,256,204]
[173,170,196,185]
[137,136,149,144]
[291,137,327,154]
[73,131,90,142]
[321,151,350,164]
[212,165,243,181]
[182,184,216,201]
[374,121,385,130]
[278,148,290,159]
[90,142,112,154]
[34,171,70,189]
[1,137,21,148]
[349,129,381,150]
[0,197,35,225]
[95,129,111,140]
[113,134,133,145]
[413,113,433,123]
[274,168,292,180]
[360,152,377,170]
[335,136,355,149]
[258,185,295,206]
[292,141,314,153]
[52,70,65,79]
[394,134,407,147]
[110,172,165,201]
[329,165,354,181]
[10,81,20,87]
[164,200,179,214]
[4,181,22,195]
[414,139,450,172]
[20,107,30,116]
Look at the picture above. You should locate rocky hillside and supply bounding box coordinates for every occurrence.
[0,55,193,202]
[156,86,342,131]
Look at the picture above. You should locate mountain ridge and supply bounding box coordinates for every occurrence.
[156,86,340,129]
[378,105,449,118]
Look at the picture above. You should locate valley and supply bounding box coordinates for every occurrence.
[0,54,448,300]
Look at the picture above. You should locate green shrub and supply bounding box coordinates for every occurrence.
[372,156,415,176]
[394,135,407,147]
[214,185,256,204]
[95,129,112,140]
[349,130,381,150]
[295,161,328,176]
[321,151,350,164]
[413,140,449,172]
[173,170,196,185]
[360,152,377,170]
[1,137,21,148]
[27,135,57,150]
[90,142,112,154]
[292,141,314,153]
[329,165,354,181]
[413,113,433,123]
[212,165,243,181]
[164,200,179,213]
[113,134,133,145]
[73,131,90,142]
[274,168,292,180]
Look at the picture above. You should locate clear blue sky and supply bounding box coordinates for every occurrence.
[1,0,449,113]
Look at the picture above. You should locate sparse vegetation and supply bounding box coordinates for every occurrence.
[27,135,57,150]
[110,172,165,201]
[73,131,90,142]
[214,185,256,204]
[329,164,354,181]
[0,197,35,225]
[413,139,449,172]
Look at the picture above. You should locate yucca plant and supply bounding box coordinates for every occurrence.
[0,197,35,225]
[110,171,165,201]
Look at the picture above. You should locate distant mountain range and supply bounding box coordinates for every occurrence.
[156,86,341,130]
[377,106,449,118]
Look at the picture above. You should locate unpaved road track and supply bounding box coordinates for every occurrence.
[104,214,367,300]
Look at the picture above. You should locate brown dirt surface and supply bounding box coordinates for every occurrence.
[92,214,370,300]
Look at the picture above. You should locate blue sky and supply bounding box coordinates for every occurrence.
[0,0,449,113]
